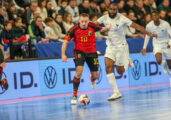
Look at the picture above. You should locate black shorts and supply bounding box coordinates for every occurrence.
[0,49,4,64]
[74,50,99,71]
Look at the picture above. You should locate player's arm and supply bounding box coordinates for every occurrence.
[141,35,150,56]
[100,24,111,32]
[61,40,69,62]
[130,22,157,38]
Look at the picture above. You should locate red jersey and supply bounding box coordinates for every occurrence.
[65,22,102,53]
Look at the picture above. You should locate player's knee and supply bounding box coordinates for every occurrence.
[75,72,82,78]
[92,73,99,79]
[105,66,113,74]
[116,67,125,75]
[157,59,162,65]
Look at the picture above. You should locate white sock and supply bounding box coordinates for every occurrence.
[107,73,119,93]
[161,60,165,66]
[169,70,171,87]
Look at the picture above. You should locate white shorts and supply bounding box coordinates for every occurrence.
[105,44,129,66]
[153,45,171,59]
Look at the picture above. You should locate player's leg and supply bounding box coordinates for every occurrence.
[105,57,122,101]
[155,52,168,74]
[71,51,85,105]
[0,48,8,90]
[166,60,171,87]
[85,53,99,88]
[124,43,134,69]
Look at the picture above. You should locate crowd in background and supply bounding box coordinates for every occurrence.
[0,0,170,60]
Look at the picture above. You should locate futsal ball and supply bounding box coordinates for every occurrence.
[78,94,90,106]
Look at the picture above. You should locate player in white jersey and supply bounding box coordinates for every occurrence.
[141,11,171,86]
[96,4,157,101]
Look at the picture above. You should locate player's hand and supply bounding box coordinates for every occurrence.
[149,33,157,38]
[0,62,6,68]
[62,55,67,63]
[141,49,146,56]
[167,44,170,49]
[107,24,112,31]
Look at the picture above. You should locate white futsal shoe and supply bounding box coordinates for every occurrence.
[89,74,96,88]
[71,96,77,105]
[161,61,168,74]
[108,92,122,101]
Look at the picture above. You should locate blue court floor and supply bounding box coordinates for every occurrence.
[0,85,171,120]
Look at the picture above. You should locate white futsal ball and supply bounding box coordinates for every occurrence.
[78,94,90,106]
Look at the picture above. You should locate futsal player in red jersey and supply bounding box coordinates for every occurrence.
[0,46,8,90]
[61,13,110,105]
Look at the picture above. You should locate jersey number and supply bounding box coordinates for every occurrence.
[81,37,88,42]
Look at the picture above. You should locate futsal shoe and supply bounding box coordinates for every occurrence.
[128,59,134,68]
[71,96,77,105]
[0,78,8,90]
[89,74,96,88]
[108,92,122,101]
[161,61,168,74]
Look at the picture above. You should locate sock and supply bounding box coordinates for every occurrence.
[107,73,119,93]
[73,76,80,97]
[161,60,165,66]
[169,70,171,87]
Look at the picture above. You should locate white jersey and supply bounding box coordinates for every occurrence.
[97,13,132,47]
[143,19,171,49]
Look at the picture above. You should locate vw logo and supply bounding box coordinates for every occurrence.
[131,60,141,80]
[44,66,57,89]
[0,72,7,94]
[96,65,102,85]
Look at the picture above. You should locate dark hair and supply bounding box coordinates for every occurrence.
[38,0,46,8]
[35,16,42,21]
[61,0,68,3]
[152,10,159,14]
[89,13,98,21]
[79,13,89,18]
[128,10,135,14]
[64,13,72,24]
[7,2,15,11]
[3,21,11,27]
[44,17,54,24]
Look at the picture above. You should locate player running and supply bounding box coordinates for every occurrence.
[141,11,171,86]
[61,13,110,105]
[0,46,8,90]
[96,4,157,101]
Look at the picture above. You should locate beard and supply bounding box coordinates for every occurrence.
[109,13,117,18]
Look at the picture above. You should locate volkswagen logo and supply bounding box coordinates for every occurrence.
[0,72,7,94]
[131,60,141,80]
[44,66,57,89]
[96,65,102,85]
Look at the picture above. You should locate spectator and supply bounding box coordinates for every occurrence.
[159,10,167,20]
[134,0,146,26]
[89,0,101,16]
[158,0,171,14]
[143,0,152,14]
[66,0,79,23]
[63,13,74,32]
[149,0,157,10]
[22,1,38,25]
[117,0,125,12]
[126,10,139,38]
[78,0,90,14]
[44,17,59,42]
[37,0,48,21]
[55,14,66,34]
[144,13,152,25]
[0,7,6,28]
[58,0,68,19]
[120,10,127,17]
[7,2,17,21]
[99,2,107,14]
[0,21,13,59]
[102,10,108,16]
[28,16,46,43]
[124,0,136,14]
[11,17,27,59]
[104,0,110,10]
[46,0,56,18]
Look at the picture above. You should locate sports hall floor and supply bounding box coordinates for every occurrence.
[0,83,171,120]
